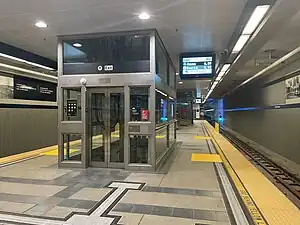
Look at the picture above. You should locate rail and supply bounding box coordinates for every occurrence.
[155,120,177,131]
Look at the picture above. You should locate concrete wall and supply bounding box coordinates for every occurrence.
[0,108,57,157]
[223,58,300,165]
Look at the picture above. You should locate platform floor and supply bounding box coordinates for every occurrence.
[0,121,298,225]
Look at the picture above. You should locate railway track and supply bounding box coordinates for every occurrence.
[220,127,300,208]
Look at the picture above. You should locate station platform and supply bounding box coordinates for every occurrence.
[0,121,299,225]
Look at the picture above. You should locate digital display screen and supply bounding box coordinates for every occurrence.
[14,76,57,102]
[180,53,215,79]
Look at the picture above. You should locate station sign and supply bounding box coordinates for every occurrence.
[13,76,57,102]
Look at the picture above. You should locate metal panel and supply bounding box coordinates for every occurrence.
[0,108,57,157]
[59,73,152,87]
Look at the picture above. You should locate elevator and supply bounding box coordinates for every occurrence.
[57,30,177,171]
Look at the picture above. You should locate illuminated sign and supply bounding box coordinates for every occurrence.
[180,52,215,79]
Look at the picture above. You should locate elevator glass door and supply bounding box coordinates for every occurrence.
[89,88,124,168]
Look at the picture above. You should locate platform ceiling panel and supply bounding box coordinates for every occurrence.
[0,0,246,67]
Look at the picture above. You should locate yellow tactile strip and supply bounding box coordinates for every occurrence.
[191,153,222,163]
[193,136,212,140]
[0,145,57,165]
[204,121,300,225]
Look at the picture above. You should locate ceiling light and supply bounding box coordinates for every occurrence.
[179,81,183,84]
[155,89,167,96]
[35,21,48,28]
[0,62,57,79]
[232,34,250,53]
[243,5,270,35]
[73,43,82,48]
[138,12,151,20]
[176,72,179,75]
[0,52,54,71]
[221,64,231,72]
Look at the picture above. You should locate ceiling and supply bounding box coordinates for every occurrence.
[0,0,248,96]
[213,0,300,97]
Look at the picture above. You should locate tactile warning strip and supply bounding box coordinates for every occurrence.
[204,121,300,225]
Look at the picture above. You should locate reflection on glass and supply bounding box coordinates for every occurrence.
[156,91,168,124]
[63,134,82,161]
[110,92,124,163]
[169,123,176,144]
[63,88,81,121]
[91,93,106,162]
[0,75,13,99]
[156,41,167,82]
[155,127,168,160]
[130,87,149,121]
[63,35,150,64]
[169,64,176,88]
[130,135,148,163]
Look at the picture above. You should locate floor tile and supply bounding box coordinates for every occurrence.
[173,208,193,219]
[131,204,153,214]
[151,206,173,217]
[69,188,111,201]
[0,201,35,214]
[125,173,164,186]
[193,209,216,221]
[113,203,134,213]
[0,181,66,197]
[121,191,226,211]
[43,206,87,219]
[109,212,143,225]
[75,200,97,209]
[58,199,83,208]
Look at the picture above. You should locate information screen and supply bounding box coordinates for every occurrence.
[14,76,57,102]
[180,53,215,79]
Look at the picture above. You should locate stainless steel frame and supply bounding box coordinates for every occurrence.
[57,29,177,171]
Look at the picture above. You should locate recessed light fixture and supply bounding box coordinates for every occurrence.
[138,12,151,20]
[73,43,82,48]
[179,81,183,84]
[35,21,48,28]
[243,5,270,35]
[232,34,250,53]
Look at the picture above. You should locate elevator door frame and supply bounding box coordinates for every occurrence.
[88,87,125,169]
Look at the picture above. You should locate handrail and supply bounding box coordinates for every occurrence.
[155,119,177,131]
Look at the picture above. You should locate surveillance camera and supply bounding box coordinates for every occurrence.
[80,78,87,85]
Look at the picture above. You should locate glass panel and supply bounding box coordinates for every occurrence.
[63,88,81,121]
[130,87,149,121]
[130,135,149,163]
[169,100,175,120]
[63,35,150,74]
[155,127,168,160]
[169,64,176,89]
[156,42,167,82]
[110,92,124,163]
[156,91,168,124]
[91,93,106,162]
[169,123,175,144]
[62,134,82,161]
[0,75,13,99]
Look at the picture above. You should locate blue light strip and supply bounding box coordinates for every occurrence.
[224,103,300,112]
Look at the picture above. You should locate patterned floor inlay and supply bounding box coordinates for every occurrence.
[0,181,145,225]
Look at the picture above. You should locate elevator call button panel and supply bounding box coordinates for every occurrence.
[67,100,78,117]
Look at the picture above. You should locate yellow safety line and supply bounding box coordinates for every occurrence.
[0,132,119,164]
[193,136,211,140]
[191,153,222,162]
[204,122,267,225]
